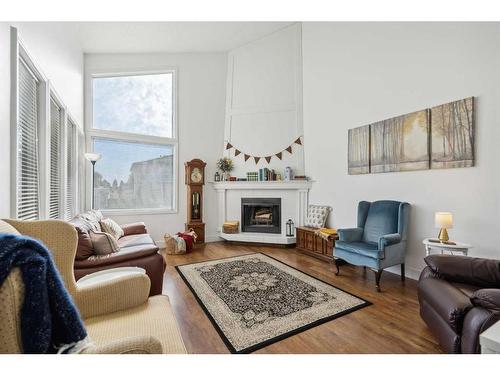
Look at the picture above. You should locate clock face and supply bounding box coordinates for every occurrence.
[191,167,203,183]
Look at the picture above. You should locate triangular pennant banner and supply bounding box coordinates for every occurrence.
[244,154,250,161]
[285,146,293,154]
[265,156,272,163]
[294,137,302,145]
[254,157,260,164]
[234,149,241,156]
[226,142,233,150]
[275,152,282,160]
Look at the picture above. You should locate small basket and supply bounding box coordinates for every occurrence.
[222,221,239,234]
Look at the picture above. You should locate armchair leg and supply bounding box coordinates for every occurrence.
[373,269,383,292]
[334,258,340,275]
[401,263,406,282]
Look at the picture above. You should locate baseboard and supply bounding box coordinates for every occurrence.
[384,264,421,281]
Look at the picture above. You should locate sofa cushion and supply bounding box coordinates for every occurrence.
[69,217,96,260]
[335,240,381,259]
[418,277,473,333]
[89,230,120,255]
[118,234,156,249]
[100,218,124,240]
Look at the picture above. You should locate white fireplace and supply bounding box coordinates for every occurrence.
[211,181,312,244]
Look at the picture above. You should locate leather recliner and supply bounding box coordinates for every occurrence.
[418,254,500,353]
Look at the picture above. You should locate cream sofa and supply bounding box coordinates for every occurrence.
[0,219,186,354]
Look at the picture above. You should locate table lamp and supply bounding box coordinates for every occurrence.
[435,212,453,243]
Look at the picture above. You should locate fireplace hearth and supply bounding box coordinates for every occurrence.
[241,198,281,234]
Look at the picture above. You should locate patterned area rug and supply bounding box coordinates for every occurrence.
[176,253,370,353]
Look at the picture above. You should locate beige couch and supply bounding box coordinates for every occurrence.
[0,219,186,354]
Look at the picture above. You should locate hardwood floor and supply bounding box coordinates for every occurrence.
[162,241,442,354]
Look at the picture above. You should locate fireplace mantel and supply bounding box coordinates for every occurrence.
[210,180,313,244]
[211,180,313,191]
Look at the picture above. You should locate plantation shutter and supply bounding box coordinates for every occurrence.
[16,59,40,221]
[65,119,76,220]
[49,98,62,219]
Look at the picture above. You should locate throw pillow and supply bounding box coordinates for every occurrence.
[304,205,332,228]
[89,230,120,256]
[100,218,124,240]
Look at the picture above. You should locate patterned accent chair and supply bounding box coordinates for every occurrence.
[334,200,410,292]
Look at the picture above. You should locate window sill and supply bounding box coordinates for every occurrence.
[100,208,178,216]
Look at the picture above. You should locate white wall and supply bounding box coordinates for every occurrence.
[224,23,304,178]
[302,22,500,279]
[0,23,84,218]
[84,53,227,244]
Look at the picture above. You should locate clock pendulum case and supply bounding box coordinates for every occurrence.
[185,159,207,243]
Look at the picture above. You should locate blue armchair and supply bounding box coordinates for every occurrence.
[334,200,410,292]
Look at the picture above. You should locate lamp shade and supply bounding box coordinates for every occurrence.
[84,153,101,162]
[435,212,453,229]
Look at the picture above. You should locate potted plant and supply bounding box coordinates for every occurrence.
[217,157,234,181]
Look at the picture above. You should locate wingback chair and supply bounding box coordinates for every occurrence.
[0,219,186,354]
[334,200,410,292]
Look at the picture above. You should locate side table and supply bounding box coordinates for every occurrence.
[422,238,473,257]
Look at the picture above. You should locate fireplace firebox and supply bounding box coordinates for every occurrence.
[241,198,281,234]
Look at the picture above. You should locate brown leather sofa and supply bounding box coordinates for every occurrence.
[69,211,165,296]
[418,254,500,353]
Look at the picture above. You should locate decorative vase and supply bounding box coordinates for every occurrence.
[224,172,231,181]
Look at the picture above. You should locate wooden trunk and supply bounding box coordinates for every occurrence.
[295,226,336,261]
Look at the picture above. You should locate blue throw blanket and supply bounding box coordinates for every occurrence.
[0,233,88,353]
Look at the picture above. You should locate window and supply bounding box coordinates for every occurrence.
[48,97,62,219]
[89,71,177,212]
[93,73,173,137]
[12,28,83,221]
[65,119,77,220]
[15,58,41,221]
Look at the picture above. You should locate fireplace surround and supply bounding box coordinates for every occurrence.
[241,198,281,234]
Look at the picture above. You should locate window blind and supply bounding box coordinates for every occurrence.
[49,97,62,219]
[65,119,76,220]
[16,59,40,221]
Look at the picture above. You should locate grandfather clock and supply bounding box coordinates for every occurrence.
[185,159,206,243]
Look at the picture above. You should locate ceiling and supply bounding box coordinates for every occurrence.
[72,22,294,53]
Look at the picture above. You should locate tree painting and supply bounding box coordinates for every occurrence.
[370,110,429,173]
[348,125,370,174]
[431,97,474,169]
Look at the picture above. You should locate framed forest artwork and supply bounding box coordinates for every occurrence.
[370,109,430,173]
[430,97,474,169]
[348,125,370,175]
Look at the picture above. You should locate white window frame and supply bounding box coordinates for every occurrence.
[10,26,82,221]
[86,70,178,215]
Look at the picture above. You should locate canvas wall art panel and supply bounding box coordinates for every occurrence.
[348,125,370,174]
[370,110,430,173]
[430,97,474,169]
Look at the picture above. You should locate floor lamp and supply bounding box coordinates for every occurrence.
[84,153,102,209]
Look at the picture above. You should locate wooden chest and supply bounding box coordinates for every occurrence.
[295,226,337,262]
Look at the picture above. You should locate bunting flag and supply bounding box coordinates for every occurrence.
[225,136,303,164]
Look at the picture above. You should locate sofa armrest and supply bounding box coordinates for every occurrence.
[75,273,150,319]
[471,289,500,312]
[121,222,147,236]
[337,228,363,242]
[424,255,500,288]
[379,233,401,249]
[82,336,163,354]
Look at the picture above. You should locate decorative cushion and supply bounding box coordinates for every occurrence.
[304,205,332,228]
[89,230,120,256]
[100,218,124,240]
